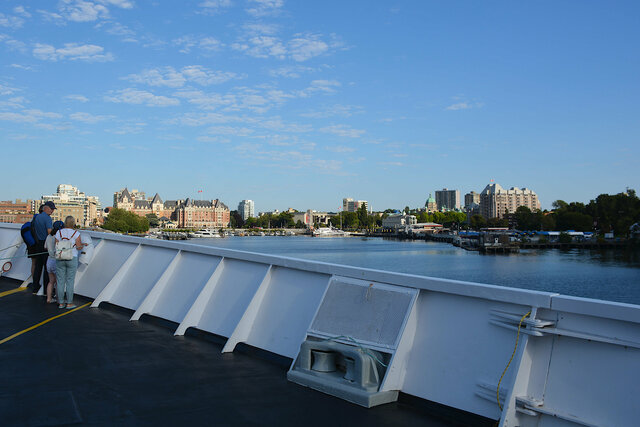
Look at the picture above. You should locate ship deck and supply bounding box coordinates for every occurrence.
[0,277,488,426]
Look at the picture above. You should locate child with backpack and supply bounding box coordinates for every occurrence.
[54,216,84,309]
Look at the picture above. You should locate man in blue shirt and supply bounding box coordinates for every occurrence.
[31,201,56,295]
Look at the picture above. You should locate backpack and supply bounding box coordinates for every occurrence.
[20,221,37,247]
[55,230,78,261]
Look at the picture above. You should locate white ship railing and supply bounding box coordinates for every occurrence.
[1,223,638,426]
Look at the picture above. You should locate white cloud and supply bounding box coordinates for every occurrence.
[320,124,365,138]
[445,102,471,111]
[97,21,137,41]
[246,0,283,17]
[300,104,363,118]
[9,63,33,71]
[297,80,341,97]
[268,65,315,79]
[105,88,180,107]
[99,0,134,9]
[13,6,32,18]
[173,35,223,54]
[289,34,328,61]
[65,94,90,102]
[199,0,232,14]
[196,135,231,143]
[326,145,355,153]
[0,109,62,123]
[70,112,111,123]
[0,83,18,95]
[58,0,109,22]
[125,67,186,87]
[33,43,114,62]
[0,13,25,29]
[174,112,237,126]
[181,65,240,85]
[206,125,253,136]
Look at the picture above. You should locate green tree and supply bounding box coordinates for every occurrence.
[470,214,487,230]
[102,208,149,233]
[145,213,159,228]
[230,210,244,228]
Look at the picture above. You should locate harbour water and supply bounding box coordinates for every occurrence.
[190,236,640,306]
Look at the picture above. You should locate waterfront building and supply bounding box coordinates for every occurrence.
[0,199,34,224]
[40,184,101,227]
[176,199,230,229]
[343,198,369,213]
[292,210,332,227]
[435,188,461,211]
[479,182,540,219]
[382,213,417,230]
[114,188,230,228]
[464,191,480,209]
[238,200,255,221]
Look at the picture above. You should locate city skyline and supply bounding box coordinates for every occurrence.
[1,1,638,211]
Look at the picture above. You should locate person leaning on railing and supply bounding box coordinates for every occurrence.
[54,216,85,309]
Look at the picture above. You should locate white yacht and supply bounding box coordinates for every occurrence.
[190,229,221,238]
[312,226,350,237]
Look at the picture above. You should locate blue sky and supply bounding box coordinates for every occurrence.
[1,1,638,212]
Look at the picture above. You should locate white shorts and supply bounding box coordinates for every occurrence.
[46,258,56,274]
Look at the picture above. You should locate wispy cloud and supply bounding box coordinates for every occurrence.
[0,83,18,95]
[70,112,112,123]
[96,21,137,42]
[325,145,355,153]
[198,0,233,15]
[300,104,363,118]
[206,125,254,136]
[232,28,340,62]
[173,35,224,54]
[246,0,284,17]
[445,96,484,111]
[125,66,240,88]
[52,0,133,23]
[0,109,62,123]
[0,12,25,29]
[105,88,180,107]
[65,94,90,102]
[33,43,114,62]
[268,65,316,78]
[319,124,365,138]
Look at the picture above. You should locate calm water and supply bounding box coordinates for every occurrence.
[188,236,640,306]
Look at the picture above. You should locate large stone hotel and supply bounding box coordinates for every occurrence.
[114,188,230,229]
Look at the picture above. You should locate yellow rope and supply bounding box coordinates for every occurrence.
[497,310,531,411]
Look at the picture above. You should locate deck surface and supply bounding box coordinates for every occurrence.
[0,277,473,426]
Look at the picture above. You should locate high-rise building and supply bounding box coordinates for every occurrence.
[238,200,255,221]
[41,184,101,227]
[479,183,540,219]
[342,198,369,213]
[464,191,480,209]
[435,188,460,211]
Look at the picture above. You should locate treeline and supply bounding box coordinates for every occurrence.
[476,190,639,236]
[231,211,297,229]
[102,208,150,233]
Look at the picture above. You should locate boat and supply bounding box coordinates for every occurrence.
[1,222,638,426]
[190,229,221,238]
[312,226,350,237]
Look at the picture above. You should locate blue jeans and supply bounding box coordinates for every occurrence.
[56,257,78,304]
